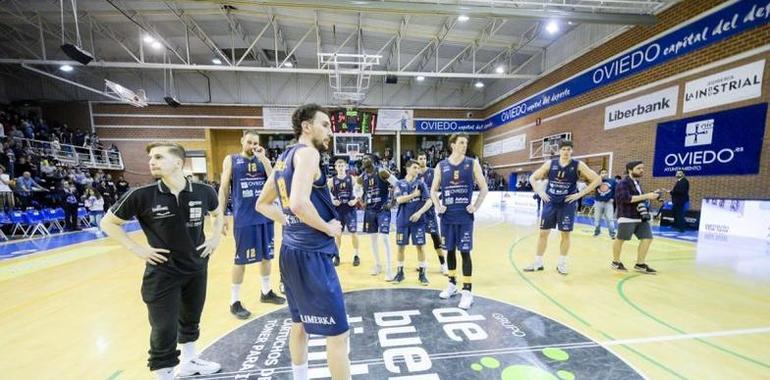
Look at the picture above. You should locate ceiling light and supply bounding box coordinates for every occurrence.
[151,41,163,50]
[458,15,470,22]
[284,61,293,68]
[495,66,505,74]
[568,21,575,26]
[212,58,222,65]
[59,64,73,72]
[546,20,560,34]
[474,81,484,88]
[143,35,155,44]
[416,75,425,81]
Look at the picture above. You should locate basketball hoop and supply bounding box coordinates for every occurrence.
[318,53,381,105]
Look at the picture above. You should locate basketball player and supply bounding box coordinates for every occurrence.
[217,130,285,321]
[329,158,361,266]
[255,104,350,379]
[393,160,432,284]
[431,133,488,310]
[524,140,601,275]
[101,142,222,379]
[417,151,448,275]
[359,154,398,280]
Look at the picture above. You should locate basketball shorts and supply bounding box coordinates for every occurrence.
[396,224,426,246]
[234,223,275,264]
[337,208,357,233]
[440,221,473,251]
[280,245,349,336]
[540,201,577,231]
[363,209,391,234]
[425,211,439,234]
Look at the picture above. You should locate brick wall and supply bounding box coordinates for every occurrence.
[484,53,770,210]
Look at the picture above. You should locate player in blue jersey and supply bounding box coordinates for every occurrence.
[328,158,361,266]
[358,154,398,281]
[256,104,349,380]
[217,130,285,320]
[417,151,447,275]
[393,160,432,285]
[524,140,601,275]
[430,133,488,310]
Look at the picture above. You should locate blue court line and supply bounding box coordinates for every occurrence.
[0,221,141,260]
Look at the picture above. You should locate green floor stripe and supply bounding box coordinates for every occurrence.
[105,370,122,380]
[617,275,770,369]
[507,233,687,380]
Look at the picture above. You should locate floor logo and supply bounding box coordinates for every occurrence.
[193,289,642,379]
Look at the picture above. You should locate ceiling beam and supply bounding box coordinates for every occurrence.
[212,0,658,25]
[220,5,270,66]
[104,0,189,64]
[162,0,230,65]
[0,58,538,79]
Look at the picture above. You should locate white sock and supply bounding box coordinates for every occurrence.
[397,261,404,269]
[292,362,309,380]
[558,256,567,265]
[420,261,428,268]
[152,367,174,380]
[261,276,271,295]
[370,234,381,266]
[354,248,360,257]
[180,341,196,362]
[230,284,241,305]
[381,233,392,274]
[534,256,544,266]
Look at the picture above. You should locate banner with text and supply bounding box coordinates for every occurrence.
[481,0,770,130]
[683,59,765,113]
[262,107,294,130]
[653,103,767,176]
[604,86,679,130]
[484,134,527,157]
[376,109,413,131]
[413,118,488,133]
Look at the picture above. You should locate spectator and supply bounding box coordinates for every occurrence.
[16,156,34,176]
[0,165,14,210]
[83,187,104,229]
[668,170,690,232]
[60,180,80,231]
[592,169,617,239]
[15,171,47,209]
[116,176,130,198]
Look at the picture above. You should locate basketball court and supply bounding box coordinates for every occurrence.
[1,0,770,379]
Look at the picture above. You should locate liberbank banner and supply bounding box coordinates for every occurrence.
[653,103,767,177]
[412,0,770,133]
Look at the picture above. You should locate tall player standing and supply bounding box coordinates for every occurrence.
[524,140,601,275]
[256,104,350,379]
[417,151,448,275]
[431,133,488,310]
[329,158,361,266]
[217,131,285,320]
[359,155,398,281]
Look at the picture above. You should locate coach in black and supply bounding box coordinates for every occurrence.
[101,142,223,380]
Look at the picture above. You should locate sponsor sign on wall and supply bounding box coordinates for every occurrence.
[653,103,767,176]
[484,134,526,157]
[682,59,765,113]
[414,118,489,133]
[377,109,414,131]
[262,107,294,130]
[604,86,679,130]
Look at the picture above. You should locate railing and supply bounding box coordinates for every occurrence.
[10,137,124,170]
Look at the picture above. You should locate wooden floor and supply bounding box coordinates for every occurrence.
[1,216,769,380]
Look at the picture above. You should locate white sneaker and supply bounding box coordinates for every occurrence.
[153,367,174,380]
[556,262,569,275]
[384,270,394,282]
[178,358,222,376]
[370,264,381,275]
[523,262,544,272]
[458,290,473,310]
[440,263,449,275]
[439,282,458,299]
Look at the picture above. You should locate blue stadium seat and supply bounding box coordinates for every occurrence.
[23,209,50,237]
